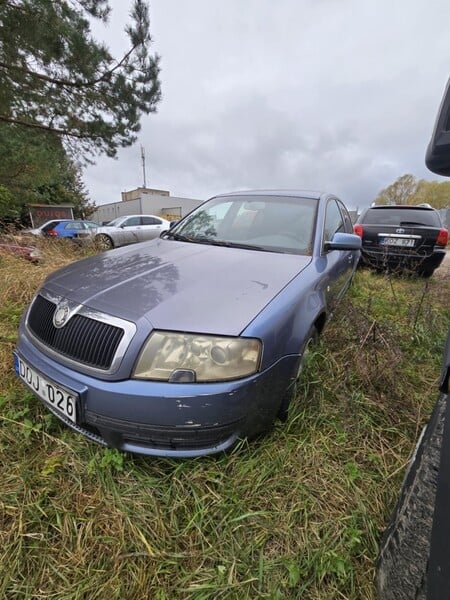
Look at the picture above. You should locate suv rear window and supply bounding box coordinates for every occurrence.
[362,208,441,227]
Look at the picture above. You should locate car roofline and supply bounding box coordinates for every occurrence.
[109,214,168,219]
[210,189,324,200]
[367,205,437,210]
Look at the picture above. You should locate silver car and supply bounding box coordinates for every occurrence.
[92,214,171,249]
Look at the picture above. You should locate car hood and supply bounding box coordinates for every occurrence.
[43,239,311,336]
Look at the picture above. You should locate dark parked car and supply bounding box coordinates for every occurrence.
[354,204,448,277]
[14,190,361,457]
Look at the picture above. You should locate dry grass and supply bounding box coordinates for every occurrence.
[0,243,449,599]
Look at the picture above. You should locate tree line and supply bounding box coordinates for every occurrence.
[373,174,450,209]
[0,0,161,223]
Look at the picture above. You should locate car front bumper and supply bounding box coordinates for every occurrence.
[15,332,297,457]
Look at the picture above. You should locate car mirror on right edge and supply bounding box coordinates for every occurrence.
[426,78,450,176]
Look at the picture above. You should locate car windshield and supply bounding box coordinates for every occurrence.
[363,208,441,227]
[170,195,318,255]
[105,217,124,227]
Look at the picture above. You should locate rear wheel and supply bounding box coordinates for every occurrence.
[95,234,114,250]
[418,268,434,278]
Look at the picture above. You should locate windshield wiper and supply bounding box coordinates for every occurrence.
[161,230,194,242]
[193,237,271,251]
[399,221,426,226]
[163,232,271,251]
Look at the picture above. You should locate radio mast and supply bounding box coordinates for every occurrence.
[141,145,147,188]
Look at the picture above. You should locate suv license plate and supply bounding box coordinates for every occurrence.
[14,353,78,423]
[380,237,415,247]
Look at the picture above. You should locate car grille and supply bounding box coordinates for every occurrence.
[27,294,124,370]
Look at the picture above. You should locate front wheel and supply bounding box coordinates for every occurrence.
[95,234,114,250]
[277,325,319,421]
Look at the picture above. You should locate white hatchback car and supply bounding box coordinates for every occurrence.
[92,215,171,249]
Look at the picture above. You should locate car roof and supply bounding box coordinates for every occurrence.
[115,214,164,218]
[212,189,324,200]
[57,220,96,225]
[367,205,437,211]
[40,219,71,224]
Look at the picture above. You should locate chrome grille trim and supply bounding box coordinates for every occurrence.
[25,290,136,375]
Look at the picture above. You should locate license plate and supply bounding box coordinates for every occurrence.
[14,353,78,423]
[380,237,415,247]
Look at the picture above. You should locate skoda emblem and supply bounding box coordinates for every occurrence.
[53,301,71,328]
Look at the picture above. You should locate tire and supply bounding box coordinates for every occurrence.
[419,269,434,278]
[277,325,319,421]
[376,395,445,599]
[95,234,114,250]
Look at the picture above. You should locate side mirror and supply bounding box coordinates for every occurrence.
[324,232,362,252]
[426,79,450,175]
[169,220,179,229]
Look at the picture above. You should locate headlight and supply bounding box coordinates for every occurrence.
[133,331,262,382]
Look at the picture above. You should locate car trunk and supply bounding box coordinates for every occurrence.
[361,223,440,256]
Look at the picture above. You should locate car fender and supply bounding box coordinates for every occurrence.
[242,262,330,371]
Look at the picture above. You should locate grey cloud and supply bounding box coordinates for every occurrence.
[83,0,450,210]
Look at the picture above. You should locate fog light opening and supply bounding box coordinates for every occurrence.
[168,369,197,383]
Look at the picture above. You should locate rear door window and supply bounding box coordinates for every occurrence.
[122,217,142,227]
[141,217,161,225]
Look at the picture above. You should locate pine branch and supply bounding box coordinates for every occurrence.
[0,115,92,139]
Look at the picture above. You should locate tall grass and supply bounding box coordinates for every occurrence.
[0,241,448,599]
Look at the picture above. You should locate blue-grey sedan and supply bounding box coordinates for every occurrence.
[14,190,361,457]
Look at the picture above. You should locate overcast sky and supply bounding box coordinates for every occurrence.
[83,0,450,211]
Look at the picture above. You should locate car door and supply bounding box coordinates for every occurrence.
[64,222,84,238]
[118,216,142,245]
[322,198,356,311]
[138,216,166,241]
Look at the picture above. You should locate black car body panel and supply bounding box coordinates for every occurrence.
[354,205,448,275]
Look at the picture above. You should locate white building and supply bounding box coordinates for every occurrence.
[91,187,203,225]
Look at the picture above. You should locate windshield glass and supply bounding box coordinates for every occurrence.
[106,217,124,227]
[172,195,318,255]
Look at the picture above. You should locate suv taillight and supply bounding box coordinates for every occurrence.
[353,224,363,237]
[436,228,449,246]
